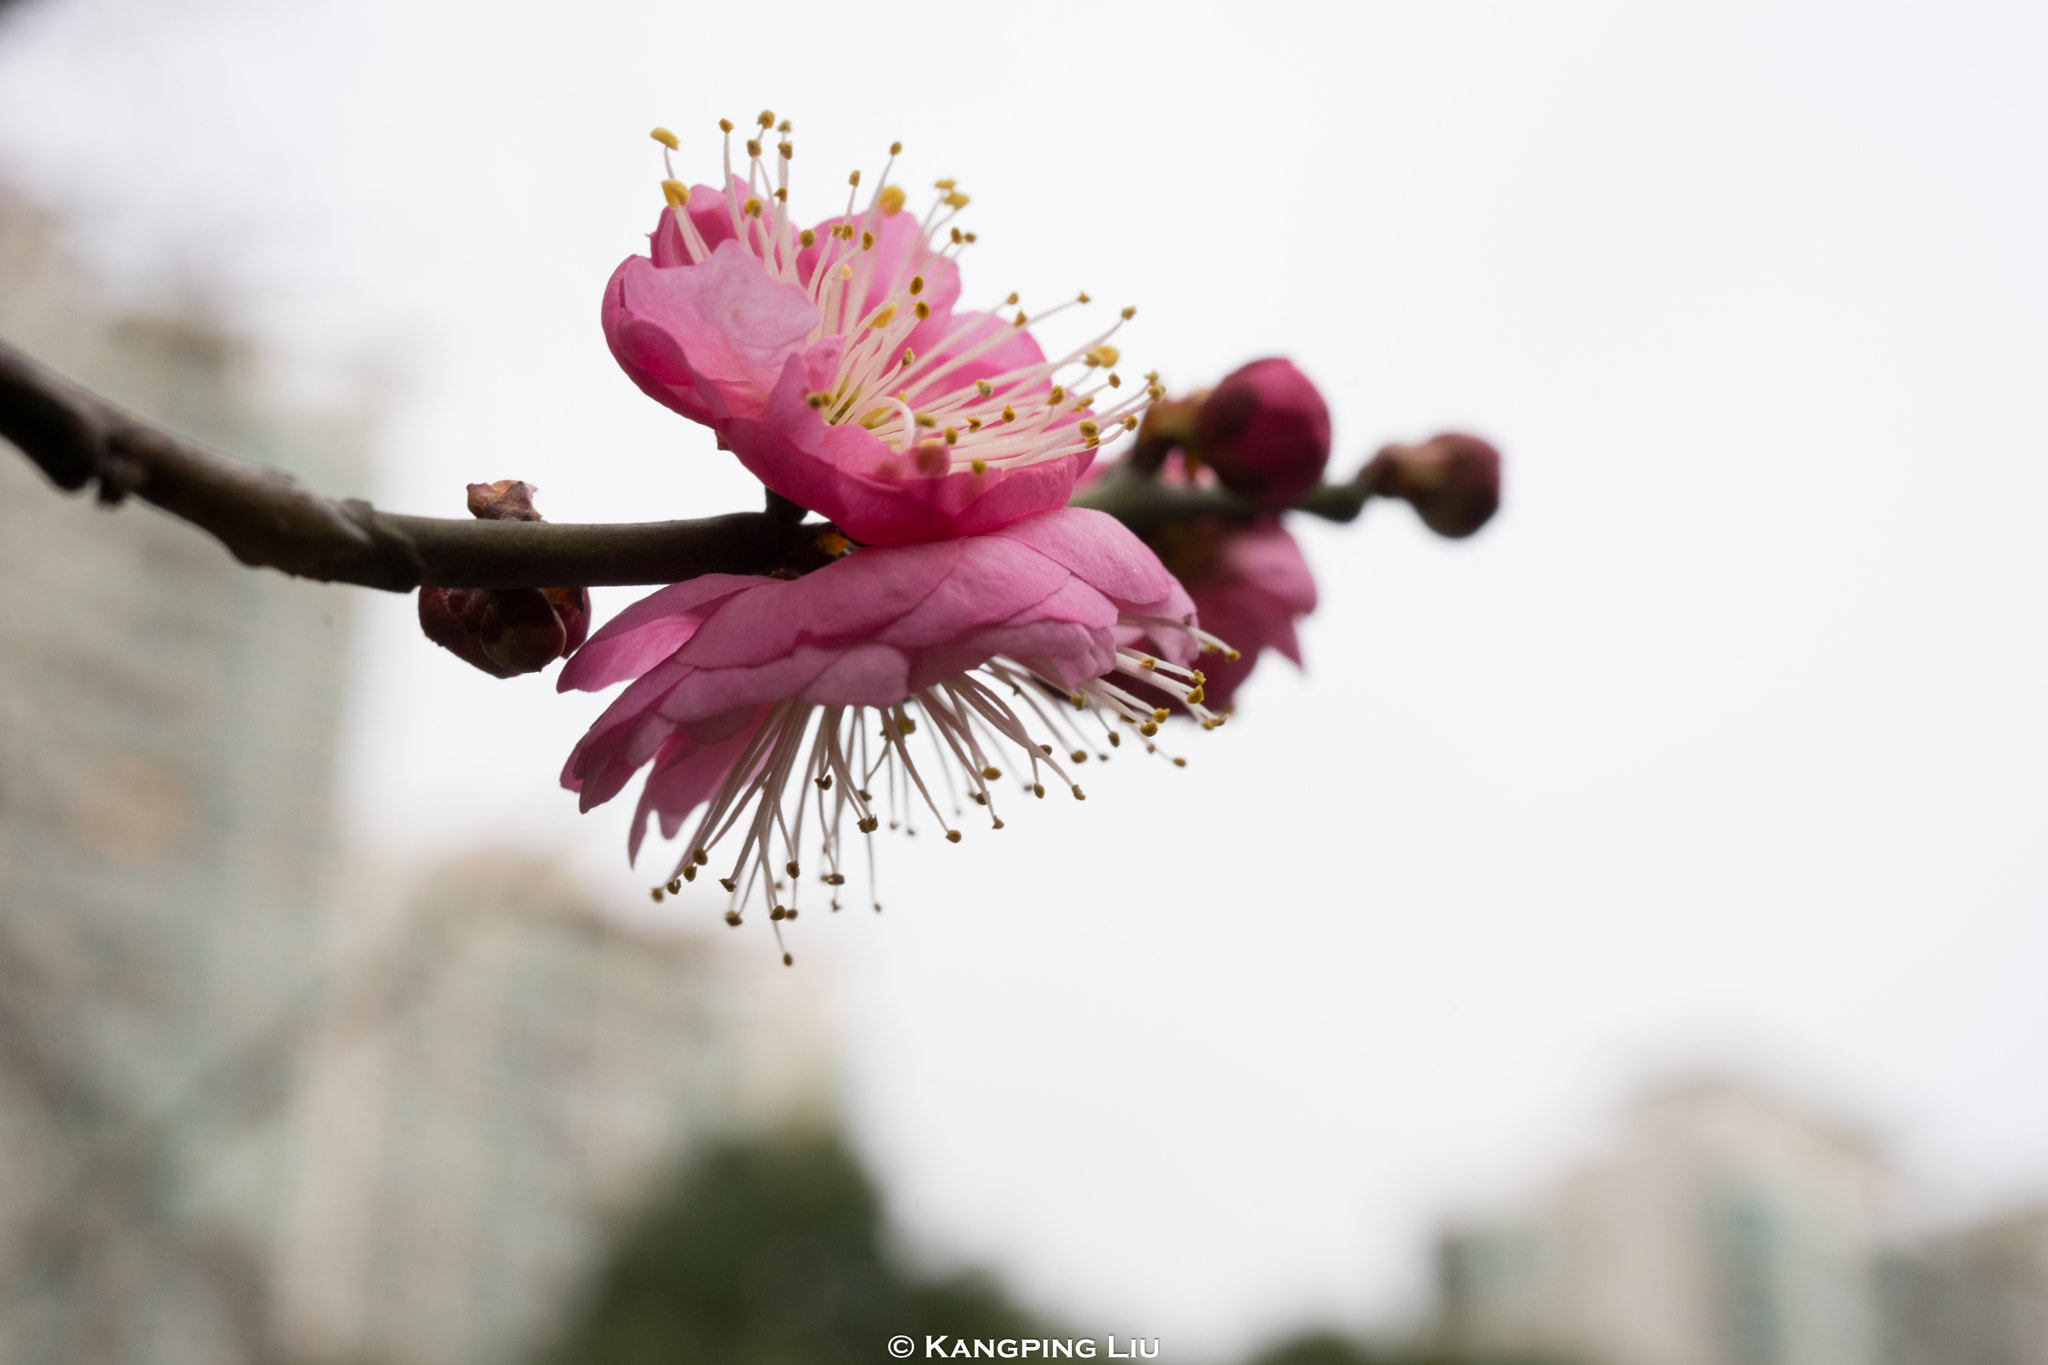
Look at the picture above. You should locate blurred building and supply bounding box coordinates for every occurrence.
[0,188,830,1365]
[1437,1077,1886,1365]
[1878,1206,2048,1365]
[271,855,829,1365]
[0,184,371,1364]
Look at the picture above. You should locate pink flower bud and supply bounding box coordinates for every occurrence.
[1365,432,1502,538]
[1193,358,1332,507]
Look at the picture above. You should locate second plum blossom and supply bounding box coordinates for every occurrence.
[559,507,1229,954]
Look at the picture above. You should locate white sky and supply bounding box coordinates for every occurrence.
[3,0,2045,1353]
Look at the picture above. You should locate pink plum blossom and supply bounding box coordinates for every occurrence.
[558,507,1227,952]
[605,115,1152,546]
[1167,520,1318,711]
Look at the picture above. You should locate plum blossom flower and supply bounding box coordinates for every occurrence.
[558,508,1228,957]
[1163,520,1316,711]
[604,113,1154,545]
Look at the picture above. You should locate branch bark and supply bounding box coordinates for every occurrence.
[2,339,1375,592]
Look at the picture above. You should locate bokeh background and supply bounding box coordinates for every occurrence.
[1,1,2044,1362]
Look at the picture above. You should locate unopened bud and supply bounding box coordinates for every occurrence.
[417,481,592,676]
[1193,358,1331,507]
[1362,432,1502,538]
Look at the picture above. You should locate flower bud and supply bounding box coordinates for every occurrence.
[416,481,592,677]
[1192,358,1331,507]
[1363,432,1502,538]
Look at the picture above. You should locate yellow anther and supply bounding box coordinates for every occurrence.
[1172,756,1187,767]
[943,426,958,444]
[849,169,862,187]
[1095,345,1120,366]
[1147,384,1166,400]
[1077,291,1091,303]
[779,119,792,133]
[838,264,853,281]
[695,848,708,865]
[970,458,988,474]
[786,859,800,876]
[719,118,734,133]
[1152,708,1170,723]
[1139,657,1156,669]
[1190,669,1206,684]
[757,109,775,128]
[778,140,793,159]
[966,417,982,432]
[1121,306,1136,320]
[901,348,915,367]
[682,864,697,881]
[650,126,680,150]
[1004,292,1020,306]
[950,227,964,244]
[1109,374,1123,390]
[1224,648,1243,662]
[1084,436,1099,449]
[914,301,930,320]
[889,140,903,154]
[1072,785,1087,801]
[1079,420,1099,438]
[743,197,763,217]
[1047,385,1065,405]
[913,410,935,426]
[1140,721,1159,737]
[661,179,691,208]
[1032,783,1046,798]
[724,910,741,926]
[878,184,907,216]
[746,138,762,158]
[1071,749,1088,763]
[934,178,957,190]
[773,187,787,201]
[650,886,665,902]
[964,232,978,243]
[1012,311,1027,327]
[1001,405,1016,422]
[909,275,925,295]
[1186,686,1206,705]
[806,392,826,409]
[858,407,890,428]
[868,304,897,329]
[943,192,970,209]
[946,829,962,844]
[861,230,876,250]
[1075,397,1094,411]
[1123,415,1139,430]
[976,379,993,396]
[799,228,817,248]
[1145,370,1160,383]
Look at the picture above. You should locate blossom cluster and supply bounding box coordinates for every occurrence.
[545,111,1498,960]
[566,113,1231,960]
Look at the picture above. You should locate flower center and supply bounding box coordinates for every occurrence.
[648,113,1161,479]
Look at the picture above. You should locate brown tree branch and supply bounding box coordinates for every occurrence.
[2,339,1426,593]
[0,340,830,590]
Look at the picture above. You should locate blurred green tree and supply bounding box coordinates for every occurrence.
[534,1129,1048,1365]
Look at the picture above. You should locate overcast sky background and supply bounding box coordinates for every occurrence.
[3,0,2045,1352]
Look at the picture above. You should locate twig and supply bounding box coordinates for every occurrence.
[0,341,832,590]
[2,339,1369,591]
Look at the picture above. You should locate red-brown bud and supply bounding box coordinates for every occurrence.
[1192,358,1331,507]
[416,481,591,677]
[1362,432,1502,538]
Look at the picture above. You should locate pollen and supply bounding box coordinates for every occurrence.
[650,126,680,150]
[909,275,925,295]
[800,228,817,247]
[662,179,690,208]
[970,458,988,474]
[758,109,775,128]
[778,141,794,159]
[743,197,763,217]
[869,305,897,329]
[862,230,876,249]
[746,139,762,158]
[719,118,734,133]
[943,191,970,209]
[879,185,907,216]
